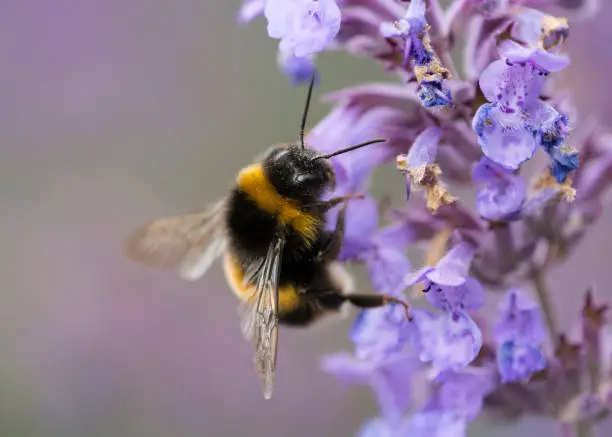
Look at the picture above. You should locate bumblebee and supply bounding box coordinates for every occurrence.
[124,77,411,399]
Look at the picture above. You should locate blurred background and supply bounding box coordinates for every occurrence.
[1,1,611,436]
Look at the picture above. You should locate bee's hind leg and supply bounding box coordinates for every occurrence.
[345,294,413,321]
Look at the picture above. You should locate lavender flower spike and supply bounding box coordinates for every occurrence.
[265,0,341,57]
[397,127,456,213]
[406,242,484,313]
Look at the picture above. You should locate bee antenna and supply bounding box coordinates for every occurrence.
[299,73,316,150]
[312,139,387,161]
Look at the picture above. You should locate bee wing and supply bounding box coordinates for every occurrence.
[124,199,227,281]
[238,233,285,399]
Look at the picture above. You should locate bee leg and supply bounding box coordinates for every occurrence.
[305,194,364,214]
[316,199,349,262]
[345,294,413,321]
[319,194,364,213]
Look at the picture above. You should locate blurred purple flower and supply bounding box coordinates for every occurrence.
[321,352,418,425]
[494,288,547,382]
[427,368,497,421]
[496,340,546,382]
[350,303,412,361]
[322,303,420,424]
[236,0,265,23]
[472,156,527,221]
[406,242,484,313]
[410,310,483,375]
[277,52,318,86]
[265,0,341,57]
[495,288,546,344]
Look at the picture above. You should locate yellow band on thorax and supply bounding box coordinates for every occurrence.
[236,164,318,244]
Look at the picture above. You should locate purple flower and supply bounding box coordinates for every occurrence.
[322,304,420,424]
[427,368,497,421]
[277,52,318,86]
[417,79,453,108]
[495,288,546,344]
[532,101,580,183]
[472,102,539,170]
[321,352,418,425]
[321,352,419,425]
[379,0,429,66]
[472,156,527,221]
[363,245,413,297]
[410,310,483,375]
[498,39,569,73]
[236,0,265,24]
[350,303,412,361]
[496,340,546,382]
[264,0,341,57]
[479,59,546,113]
[379,0,452,108]
[406,242,484,313]
[397,127,456,213]
[510,8,570,57]
[494,288,547,382]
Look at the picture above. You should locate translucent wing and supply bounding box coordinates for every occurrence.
[124,199,227,281]
[239,233,285,399]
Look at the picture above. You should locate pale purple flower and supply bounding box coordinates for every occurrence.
[321,352,418,425]
[397,126,455,211]
[321,304,420,424]
[277,52,318,86]
[236,0,265,24]
[410,310,483,375]
[379,0,428,66]
[531,101,580,183]
[427,368,497,421]
[379,0,452,108]
[265,0,341,57]
[496,340,546,382]
[472,102,539,170]
[350,303,412,361]
[498,40,569,73]
[472,156,528,221]
[406,242,484,313]
[494,288,547,382]
[495,288,546,344]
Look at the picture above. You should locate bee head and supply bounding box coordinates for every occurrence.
[263,144,335,203]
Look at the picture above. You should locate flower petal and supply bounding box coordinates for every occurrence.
[364,248,412,296]
[494,288,547,344]
[425,242,476,287]
[497,340,546,383]
[410,310,483,375]
[473,103,539,170]
[425,277,485,312]
[407,127,443,169]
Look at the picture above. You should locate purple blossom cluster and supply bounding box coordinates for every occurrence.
[236,0,612,436]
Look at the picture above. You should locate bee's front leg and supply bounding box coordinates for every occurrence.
[315,198,349,262]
